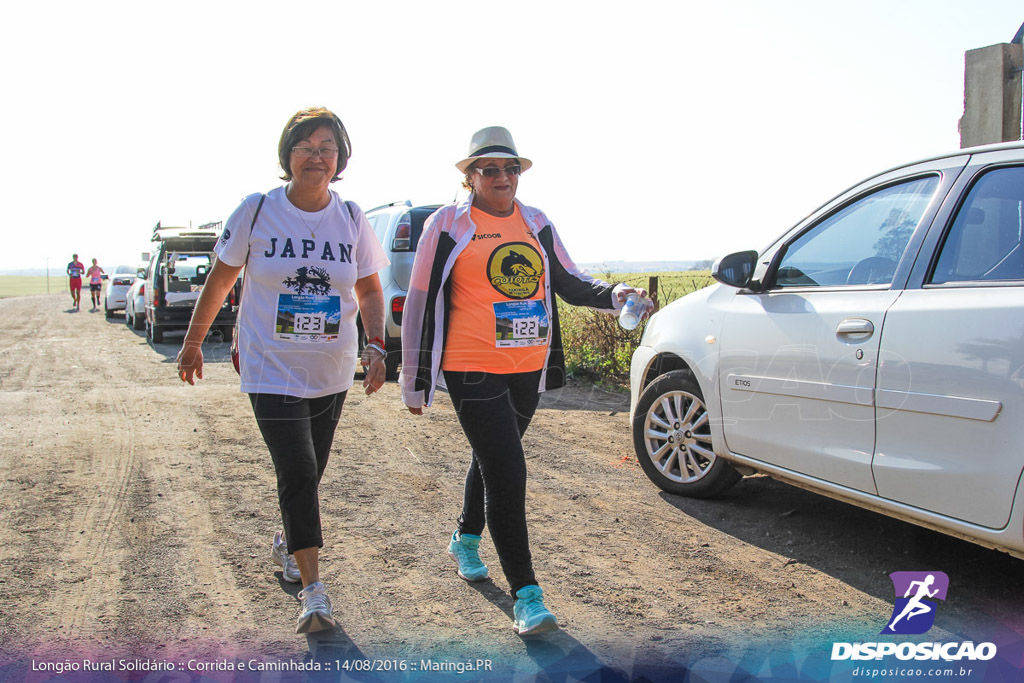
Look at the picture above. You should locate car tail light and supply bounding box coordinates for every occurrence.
[138,284,145,296]
[391,296,405,324]
[391,216,412,251]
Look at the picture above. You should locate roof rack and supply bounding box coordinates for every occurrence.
[367,200,412,213]
[151,225,222,242]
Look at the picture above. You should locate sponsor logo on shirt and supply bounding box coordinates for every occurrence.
[487,242,543,299]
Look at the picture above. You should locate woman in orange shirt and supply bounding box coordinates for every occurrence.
[401,127,651,636]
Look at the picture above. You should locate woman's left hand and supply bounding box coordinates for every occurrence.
[361,347,386,395]
[616,286,648,303]
[617,286,655,317]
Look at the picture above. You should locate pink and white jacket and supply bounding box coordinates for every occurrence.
[400,195,626,409]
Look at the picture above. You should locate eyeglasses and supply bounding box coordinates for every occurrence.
[474,164,522,178]
[292,146,339,159]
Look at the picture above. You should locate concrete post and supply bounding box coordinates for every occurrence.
[960,42,1023,148]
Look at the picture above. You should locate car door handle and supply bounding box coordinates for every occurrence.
[836,318,874,338]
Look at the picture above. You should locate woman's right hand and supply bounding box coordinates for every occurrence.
[176,342,204,385]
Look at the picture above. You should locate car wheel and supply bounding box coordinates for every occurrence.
[104,299,115,318]
[220,325,234,343]
[133,313,145,330]
[632,369,741,498]
[125,308,132,327]
[151,323,164,343]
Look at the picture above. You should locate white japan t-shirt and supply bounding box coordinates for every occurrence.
[216,187,389,398]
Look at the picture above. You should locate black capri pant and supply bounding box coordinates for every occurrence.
[249,391,347,553]
[443,369,542,597]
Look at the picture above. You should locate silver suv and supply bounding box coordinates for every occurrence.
[363,201,441,380]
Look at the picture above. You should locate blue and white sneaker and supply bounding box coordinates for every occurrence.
[513,585,559,636]
[447,530,489,581]
[272,531,301,583]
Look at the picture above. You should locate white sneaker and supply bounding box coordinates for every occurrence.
[296,581,336,634]
[272,531,301,583]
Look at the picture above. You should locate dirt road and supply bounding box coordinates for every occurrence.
[2,293,1022,682]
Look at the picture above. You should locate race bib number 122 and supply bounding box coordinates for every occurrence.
[493,300,549,348]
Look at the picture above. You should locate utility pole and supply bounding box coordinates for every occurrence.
[959,21,1024,147]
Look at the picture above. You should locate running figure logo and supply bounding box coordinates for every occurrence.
[881,571,949,635]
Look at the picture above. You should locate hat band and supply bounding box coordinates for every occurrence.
[471,145,517,158]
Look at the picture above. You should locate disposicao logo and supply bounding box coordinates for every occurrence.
[831,571,997,663]
[882,571,948,635]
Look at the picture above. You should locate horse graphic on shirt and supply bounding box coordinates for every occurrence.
[283,266,331,296]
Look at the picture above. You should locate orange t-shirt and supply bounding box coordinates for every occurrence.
[442,206,550,374]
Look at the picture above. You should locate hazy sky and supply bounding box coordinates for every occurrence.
[2,1,1021,272]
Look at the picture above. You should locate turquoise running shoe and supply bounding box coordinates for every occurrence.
[513,585,559,636]
[447,530,489,581]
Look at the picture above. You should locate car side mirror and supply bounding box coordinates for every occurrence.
[712,250,758,288]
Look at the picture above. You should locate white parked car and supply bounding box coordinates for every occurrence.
[630,140,1024,558]
[123,266,147,330]
[363,201,441,380]
[103,264,138,318]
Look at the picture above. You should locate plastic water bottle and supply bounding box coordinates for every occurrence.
[618,292,644,330]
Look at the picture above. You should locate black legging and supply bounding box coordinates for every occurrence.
[443,369,542,597]
[249,391,347,553]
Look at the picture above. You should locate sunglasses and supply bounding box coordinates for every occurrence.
[474,164,522,178]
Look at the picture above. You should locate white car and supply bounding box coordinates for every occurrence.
[103,264,138,318]
[363,201,441,380]
[630,140,1024,558]
[123,268,147,330]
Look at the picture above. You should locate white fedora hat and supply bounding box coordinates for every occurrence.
[455,126,533,174]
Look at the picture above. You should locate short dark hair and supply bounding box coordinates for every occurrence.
[278,106,352,182]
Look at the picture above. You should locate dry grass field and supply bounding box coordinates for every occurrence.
[0,275,60,299]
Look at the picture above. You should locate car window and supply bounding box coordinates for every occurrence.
[167,254,212,283]
[114,264,135,275]
[930,165,1024,284]
[774,176,939,288]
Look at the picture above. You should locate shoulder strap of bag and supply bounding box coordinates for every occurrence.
[344,200,356,222]
[247,194,267,256]
[233,193,266,333]
[237,194,266,292]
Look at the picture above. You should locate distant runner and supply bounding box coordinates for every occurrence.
[85,259,105,311]
[66,253,84,311]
